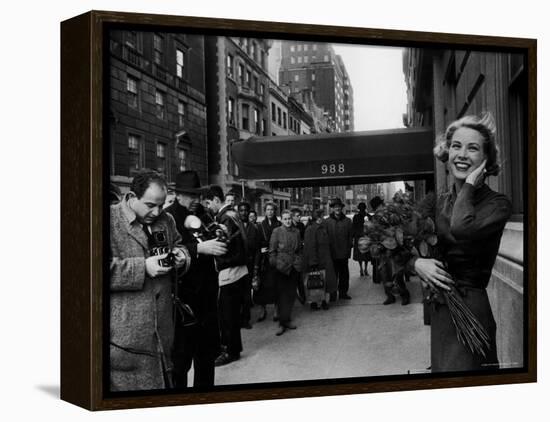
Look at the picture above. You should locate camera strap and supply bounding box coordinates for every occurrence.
[141,224,153,249]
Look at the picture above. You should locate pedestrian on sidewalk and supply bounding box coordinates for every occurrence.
[369,195,411,305]
[238,202,261,330]
[323,198,353,301]
[303,209,337,310]
[204,186,248,367]
[269,210,302,336]
[352,202,370,277]
[254,202,281,322]
[291,207,307,305]
[165,170,227,388]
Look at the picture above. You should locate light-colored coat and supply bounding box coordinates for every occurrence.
[109,198,183,391]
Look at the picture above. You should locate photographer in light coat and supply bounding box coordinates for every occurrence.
[109,171,190,391]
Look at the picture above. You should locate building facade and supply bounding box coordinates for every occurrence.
[109,30,208,191]
[205,36,292,214]
[403,47,526,368]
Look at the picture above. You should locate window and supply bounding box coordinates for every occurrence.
[153,34,164,65]
[227,54,234,78]
[176,49,185,79]
[271,102,276,121]
[304,56,309,63]
[126,31,139,50]
[251,42,257,60]
[304,44,308,51]
[238,63,244,85]
[291,57,295,64]
[294,74,299,82]
[290,45,295,52]
[298,56,302,64]
[155,90,165,119]
[246,70,251,87]
[156,143,167,174]
[260,83,265,96]
[178,101,186,127]
[228,97,235,125]
[241,103,250,130]
[277,107,282,126]
[128,135,142,172]
[283,112,287,129]
[324,55,329,62]
[312,55,316,61]
[311,72,316,81]
[177,148,187,172]
[262,118,267,136]
[253,76,258,93]
[126,76,139,108]
[297,44,302,52]
[313,44,317,51]
[254,108,260,134]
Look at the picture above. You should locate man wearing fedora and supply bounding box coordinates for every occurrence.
[323,198,353,301]
[164,171,228,388]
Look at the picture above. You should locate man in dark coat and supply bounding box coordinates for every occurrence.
[323,198,353,301]
[237,202,262,329]
[352,202,370,277]
[204,186,249,366]
[164,171,227,388]
[255,202,282,321]
[291,207,306,304]
[110,171,191,391]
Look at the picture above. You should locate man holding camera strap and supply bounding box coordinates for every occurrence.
[164,171,228,388]
[109,170,190,392]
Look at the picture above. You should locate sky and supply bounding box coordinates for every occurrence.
[333,44,408,131]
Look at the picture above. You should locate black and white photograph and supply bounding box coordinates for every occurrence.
[106,26,528,394]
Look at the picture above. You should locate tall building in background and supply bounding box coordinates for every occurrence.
[109,31,208,191]
[278,41,354,133]
[278,41,356,208]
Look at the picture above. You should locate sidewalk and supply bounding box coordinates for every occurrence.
[213,262,430,386]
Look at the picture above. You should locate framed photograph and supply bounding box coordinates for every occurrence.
[61,10,536,410]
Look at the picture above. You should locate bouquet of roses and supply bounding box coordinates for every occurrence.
[358,192,490,357]
[357,192,438,285]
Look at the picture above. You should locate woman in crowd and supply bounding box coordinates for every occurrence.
[302,209,337,310]
[269,210,302,336]
[412,112,512,372]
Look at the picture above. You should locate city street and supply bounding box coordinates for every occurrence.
[213,262,430,386]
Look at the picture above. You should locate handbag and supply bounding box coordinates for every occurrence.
[305,269,325,290]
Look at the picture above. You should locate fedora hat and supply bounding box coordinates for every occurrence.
[329,197,344,208]
[174,170,202,194]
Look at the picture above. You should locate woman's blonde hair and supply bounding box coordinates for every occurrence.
[433,112,501,176]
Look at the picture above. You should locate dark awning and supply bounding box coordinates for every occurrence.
[231,128,435,188]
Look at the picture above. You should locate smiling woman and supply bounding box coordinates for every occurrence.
[414,112,512,372]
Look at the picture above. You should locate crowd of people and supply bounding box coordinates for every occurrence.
[108,168,386,391]
[109,112,512,391]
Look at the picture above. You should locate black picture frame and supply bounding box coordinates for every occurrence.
[60,10,536,411]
